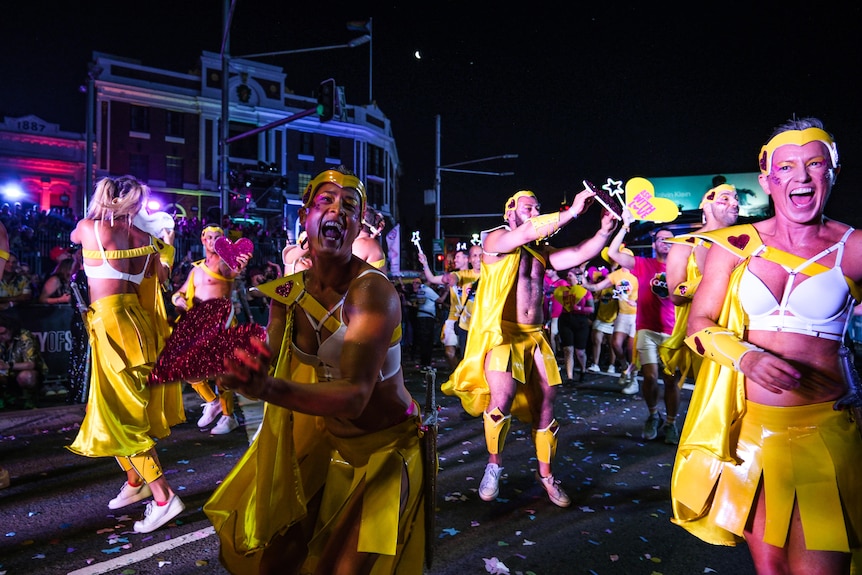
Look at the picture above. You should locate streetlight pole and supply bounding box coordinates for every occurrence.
[219,0,235,220]
[83,62,102,216]
[434,114,517,239]
[218,4,371,219]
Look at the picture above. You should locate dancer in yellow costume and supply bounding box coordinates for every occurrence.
[205,166,425,575]
[671,118,862,574]
[418,246,480,369]
[172,225,249,435]
[659,181,739,383]
[67,176,186,534]
[443,188,617,507]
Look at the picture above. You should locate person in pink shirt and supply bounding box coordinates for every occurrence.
[606,212,678,443]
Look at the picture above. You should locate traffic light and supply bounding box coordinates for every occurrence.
[433,253,445,274]
[317,78,336,122]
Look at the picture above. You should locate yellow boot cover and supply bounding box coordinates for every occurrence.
[191,380,218,403]
[532,419,559,465]
[483,407,512,455]
[220,389,234,417]
[125,453,164,484]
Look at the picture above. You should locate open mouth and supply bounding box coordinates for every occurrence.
[789,187,815,207]
[321,220,344,239]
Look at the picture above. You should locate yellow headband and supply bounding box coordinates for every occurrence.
[504,190,536,221]
[758,127,838,174]
[302,170,366,214]
[699,183,737,209]
[201,225,224,237]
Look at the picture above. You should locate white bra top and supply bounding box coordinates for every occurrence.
[82,220,152,284]
[291,268,402,381]
[739,227,855,341]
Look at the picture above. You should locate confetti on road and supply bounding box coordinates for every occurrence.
[482,556,510,574]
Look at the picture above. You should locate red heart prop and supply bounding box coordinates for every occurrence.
[727,235,750,250]
[148,298,266,384]
[214,236,254,270]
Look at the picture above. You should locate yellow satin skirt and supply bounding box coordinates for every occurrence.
[444,321,561,421]
[673,400,862,552]
[205,405,425,575]
[67,294,184,458]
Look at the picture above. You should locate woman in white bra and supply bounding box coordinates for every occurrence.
[671,118,862,574]
[205,167,425,574]
[66,176,186,535]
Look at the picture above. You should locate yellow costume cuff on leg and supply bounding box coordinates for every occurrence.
[685,327,763,372]
[529,212,562,241]
[484,407,512,455]
[128,453,164,484]
[191,381,218,403]
[532,419,559,464]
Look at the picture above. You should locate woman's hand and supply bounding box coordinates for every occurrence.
[739,350,801,394]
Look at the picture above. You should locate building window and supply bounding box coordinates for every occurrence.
[166,156,183,188]
[129,153,149,181]
[166,111,184,139]
[130,105,150,133]
[368,144,384,177]
[298,173,311,196]
[367,180,383,207]
[326,135,339,159]
[300,132,313,156]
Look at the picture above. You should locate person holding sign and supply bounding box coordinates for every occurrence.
[605,211,678,443]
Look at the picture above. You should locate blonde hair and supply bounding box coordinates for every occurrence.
[87,176,148,221]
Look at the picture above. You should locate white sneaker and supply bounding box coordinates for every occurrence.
[211,414,239,435]
[587,364,601,373]
[536,472,571,507]
[197,399,222,428]
[108,481,152,510]
[133,493,185,533]
[621,377,639,395]
[606,365,617,374]
[478,463,502,501]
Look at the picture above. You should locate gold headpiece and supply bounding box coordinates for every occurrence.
[302,170,366,214]
[699,183,737,209]
[758,127,838,174]
[201,225,224,238]
[504,190,536,221]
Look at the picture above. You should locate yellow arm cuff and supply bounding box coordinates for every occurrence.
[0,249,8,261]
[529,212,562,241]
[685,327,763,372]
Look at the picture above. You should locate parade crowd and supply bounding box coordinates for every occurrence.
[3,117,862,574]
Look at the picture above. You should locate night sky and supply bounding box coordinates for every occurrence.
[3,2,862,238]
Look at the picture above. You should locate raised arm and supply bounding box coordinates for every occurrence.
[606,208,636,270]
[547,209,617,271]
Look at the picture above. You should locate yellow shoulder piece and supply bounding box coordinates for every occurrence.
[688,224,762,259]
[254,272,305,305]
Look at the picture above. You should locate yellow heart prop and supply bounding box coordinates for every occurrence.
[624,177,679,223]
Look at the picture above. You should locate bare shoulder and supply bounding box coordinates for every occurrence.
[346,267,399,317]
[838,224,862,282]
